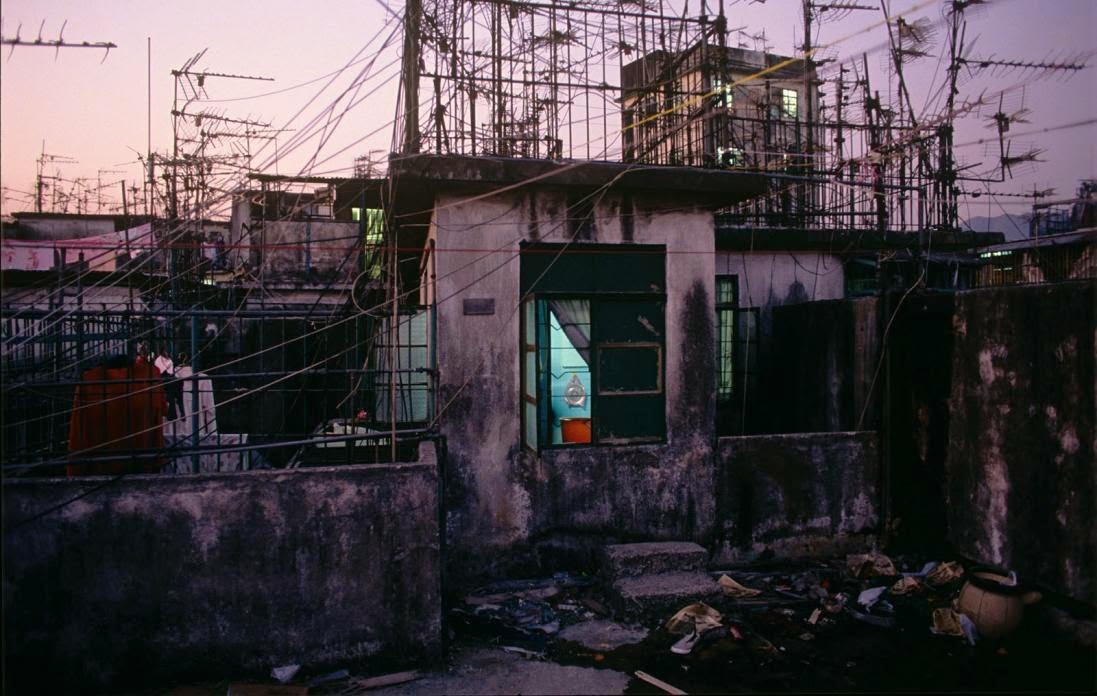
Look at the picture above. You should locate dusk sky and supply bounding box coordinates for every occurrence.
[2,0,1093,220]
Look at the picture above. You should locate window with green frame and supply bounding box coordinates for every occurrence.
[359,207,385,278]
[520,243,666,449]
[781,88,798,118]
[716,275,739,402]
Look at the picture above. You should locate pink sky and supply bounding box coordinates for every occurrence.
[2,0,1094,220]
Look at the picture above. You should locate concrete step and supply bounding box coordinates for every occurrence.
[602,541,709,579]
[609,571,722,619]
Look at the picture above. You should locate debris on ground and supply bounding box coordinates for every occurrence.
[932,606,966,637]
[305,669,349,688]
[270,664,301,684]
[857,586,888,611]
[925,561,965,587]
[346,671,420,690]
[635,669,687,695]
[501,645,546,659]
[557,619,649,651]
[665,603,723,635]
[199,556,1092,695]
[717,574,762,598]
[890,576,922,595]
[452,572,600,651]
[669,629,702,655]
[847,552,898,579]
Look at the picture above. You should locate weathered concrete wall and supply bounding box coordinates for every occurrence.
[767,297,880,433]
[431,187,716,585]
[945,281,1095,602]
[715,250,845,317]
[13,216,117,240]
[714,251,848,435]
[714,432,880,563]
[2,454,441,691]
[252,220,360,281]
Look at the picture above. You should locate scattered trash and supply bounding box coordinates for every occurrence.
[670,630,702,655]
[930,607,965,637]
[847,608,896,628]
[470,596,560,634]
[718,574,762,598]
[270,664,300,684]
[807,608,822,625]
[350,670,420,690]
[932,606,978,644]
[636,670,688,695]
[306,669,350,687]
[798,631,816,641]
[502,645,546,659]
[959,613,979,645]
[823,592,849,614]
[902,561,938,578]
[750,634,779,654]
[847,553,898,579]
[666,603,723,635]
[925,561,964,587]
[890,576,922,595]
[857,586,887,611]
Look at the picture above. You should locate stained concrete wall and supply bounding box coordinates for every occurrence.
[251,220,360,281]
[715,250,845,316]
[767,297,880,433]
[430,187,717,584]
[2,454,441,691]
[714,432,880,563]
[945,281,1095,602]
[714,250,848,435]
[12,216,117,240]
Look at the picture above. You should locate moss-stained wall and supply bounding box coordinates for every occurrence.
[430,187,717,586]
[946,281,1096,601]
[714,431,880,563]
[2,457,441,691]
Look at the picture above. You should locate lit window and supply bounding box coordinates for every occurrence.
[520,244,666,448]
[711,76,732,109]
[361,207,385,278]
[716,146,744,168]
[781,88,798,118]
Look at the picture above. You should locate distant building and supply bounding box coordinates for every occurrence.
[621,44,816,170]
[1030,179,1096,236]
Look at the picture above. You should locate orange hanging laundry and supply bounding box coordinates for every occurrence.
[67,357,167,476]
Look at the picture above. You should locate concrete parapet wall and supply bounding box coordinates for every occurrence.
[945,281,1095,602]
[2,455,441,691]
[714,431,880,563]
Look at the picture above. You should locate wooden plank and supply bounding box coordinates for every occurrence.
[352,670,421,690]
[635,670,687,695]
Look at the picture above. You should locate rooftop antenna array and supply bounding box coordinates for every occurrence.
[1,20,116,62]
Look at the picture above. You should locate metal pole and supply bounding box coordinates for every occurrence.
[148,36,153,217]
[402,0,422,153]
[190,309,200,472]
[76,253,85,372]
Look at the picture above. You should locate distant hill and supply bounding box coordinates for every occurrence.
[962,213,1030,241]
